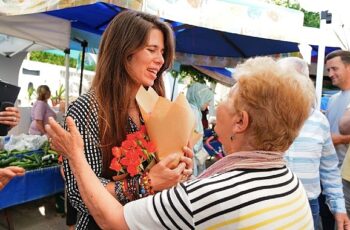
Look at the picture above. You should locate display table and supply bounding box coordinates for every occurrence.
[0,166,64,209]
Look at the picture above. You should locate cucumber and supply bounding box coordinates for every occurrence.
[0,157,18,167]
[9,161,40,170]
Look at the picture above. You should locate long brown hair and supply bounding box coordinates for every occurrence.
[91,10,175,177]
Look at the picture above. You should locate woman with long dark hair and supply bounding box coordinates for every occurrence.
[60,10,193,229]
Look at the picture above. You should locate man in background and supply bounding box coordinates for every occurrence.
[279,57,349,230]
[322,50,350,229]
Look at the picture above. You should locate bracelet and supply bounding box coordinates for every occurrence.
[126,175,140,201]
[115,180,129,205]
[139,172,154,198]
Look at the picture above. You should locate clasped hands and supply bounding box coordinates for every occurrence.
[45,117,194,191]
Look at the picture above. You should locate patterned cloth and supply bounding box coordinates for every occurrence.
[285,109,345,214]
[124,166,313,229]
[198,150,285,179]
[62,90,140,230]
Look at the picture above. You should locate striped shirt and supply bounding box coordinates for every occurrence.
[285,109,346,213]
[124,166,312,229]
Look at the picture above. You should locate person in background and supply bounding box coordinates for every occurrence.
[338,98,350,219]
[28,85,56,135]
[0,108,24,189]
[201,108,209,129]
[46,56,314,229]
[279,57,349,230]
[59,10,193,229]
[186,82,214,176]
[320,50,350,229]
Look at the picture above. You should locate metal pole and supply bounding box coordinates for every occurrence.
[79,40,88,96]
[64,48,70,113]
[315,11,331,110]
[170,74,177,101]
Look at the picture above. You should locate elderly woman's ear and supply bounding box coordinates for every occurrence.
[232,111,249,134]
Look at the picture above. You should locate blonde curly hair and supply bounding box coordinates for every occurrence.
[227,57,314,152]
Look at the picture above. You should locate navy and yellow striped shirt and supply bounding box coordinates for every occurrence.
[124,166,313,229]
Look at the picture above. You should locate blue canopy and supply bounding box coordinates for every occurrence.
[310,45,340,59]
[46,2,300,58]
[174,25,299,58]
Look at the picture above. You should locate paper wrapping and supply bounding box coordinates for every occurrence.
[136,86,200,168]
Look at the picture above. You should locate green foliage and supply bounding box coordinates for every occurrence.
[302,9,320,28]
[27,85,35,100]
[174,65,216,84]
[51,84,65,105]
[83,64,96,71]
[266,0,320,28]
[30,51,77,68]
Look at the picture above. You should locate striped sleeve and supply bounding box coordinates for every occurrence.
[124,183,195,230]
[319,114,346,213]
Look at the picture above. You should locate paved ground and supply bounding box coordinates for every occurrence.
[0,196,66,230]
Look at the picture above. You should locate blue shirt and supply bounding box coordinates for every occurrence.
[285,109,346,213]
[326,90,350,166]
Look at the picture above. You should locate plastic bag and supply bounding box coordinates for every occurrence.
[4,134,48,152]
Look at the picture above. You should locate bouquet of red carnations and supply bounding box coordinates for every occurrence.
[109,125,156,177]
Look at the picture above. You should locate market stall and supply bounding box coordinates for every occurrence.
[0,13,71,110]
[0,165,64,209]
[0,140,62,228]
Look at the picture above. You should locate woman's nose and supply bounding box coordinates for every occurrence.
[155,52,164,65]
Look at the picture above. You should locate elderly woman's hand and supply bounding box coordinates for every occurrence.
[149,146,194,191]
[45,116,84,161]
[0,107,20,128]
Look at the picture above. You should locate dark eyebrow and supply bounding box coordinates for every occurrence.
[146,45,164,51]
[146,45,157,48]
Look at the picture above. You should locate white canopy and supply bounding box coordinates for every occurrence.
[0,13,71,111]
[0,13,70,57]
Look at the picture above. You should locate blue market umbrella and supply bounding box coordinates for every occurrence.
[46,2,301,58]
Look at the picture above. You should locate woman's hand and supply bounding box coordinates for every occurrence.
[149,146,194,191]
[180,146,194,182]
[0,107,20,128]
[45,116,84,161]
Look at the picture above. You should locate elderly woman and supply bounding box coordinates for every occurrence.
[46,57,314,229]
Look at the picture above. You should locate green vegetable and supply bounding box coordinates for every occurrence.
[47,149,58,155]
[0,157,18,167]
[9,161,40,170]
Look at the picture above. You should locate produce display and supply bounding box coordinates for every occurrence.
[0,141,59,170]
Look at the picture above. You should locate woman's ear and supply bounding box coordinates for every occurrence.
[232,111,249,134]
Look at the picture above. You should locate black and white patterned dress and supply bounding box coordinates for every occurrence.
[63,90,139,229]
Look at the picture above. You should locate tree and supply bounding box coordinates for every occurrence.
[171,65,216,85]
[265,0,320,28]
[29,51,77,68]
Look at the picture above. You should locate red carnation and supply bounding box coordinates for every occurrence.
[109,125,156,178]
